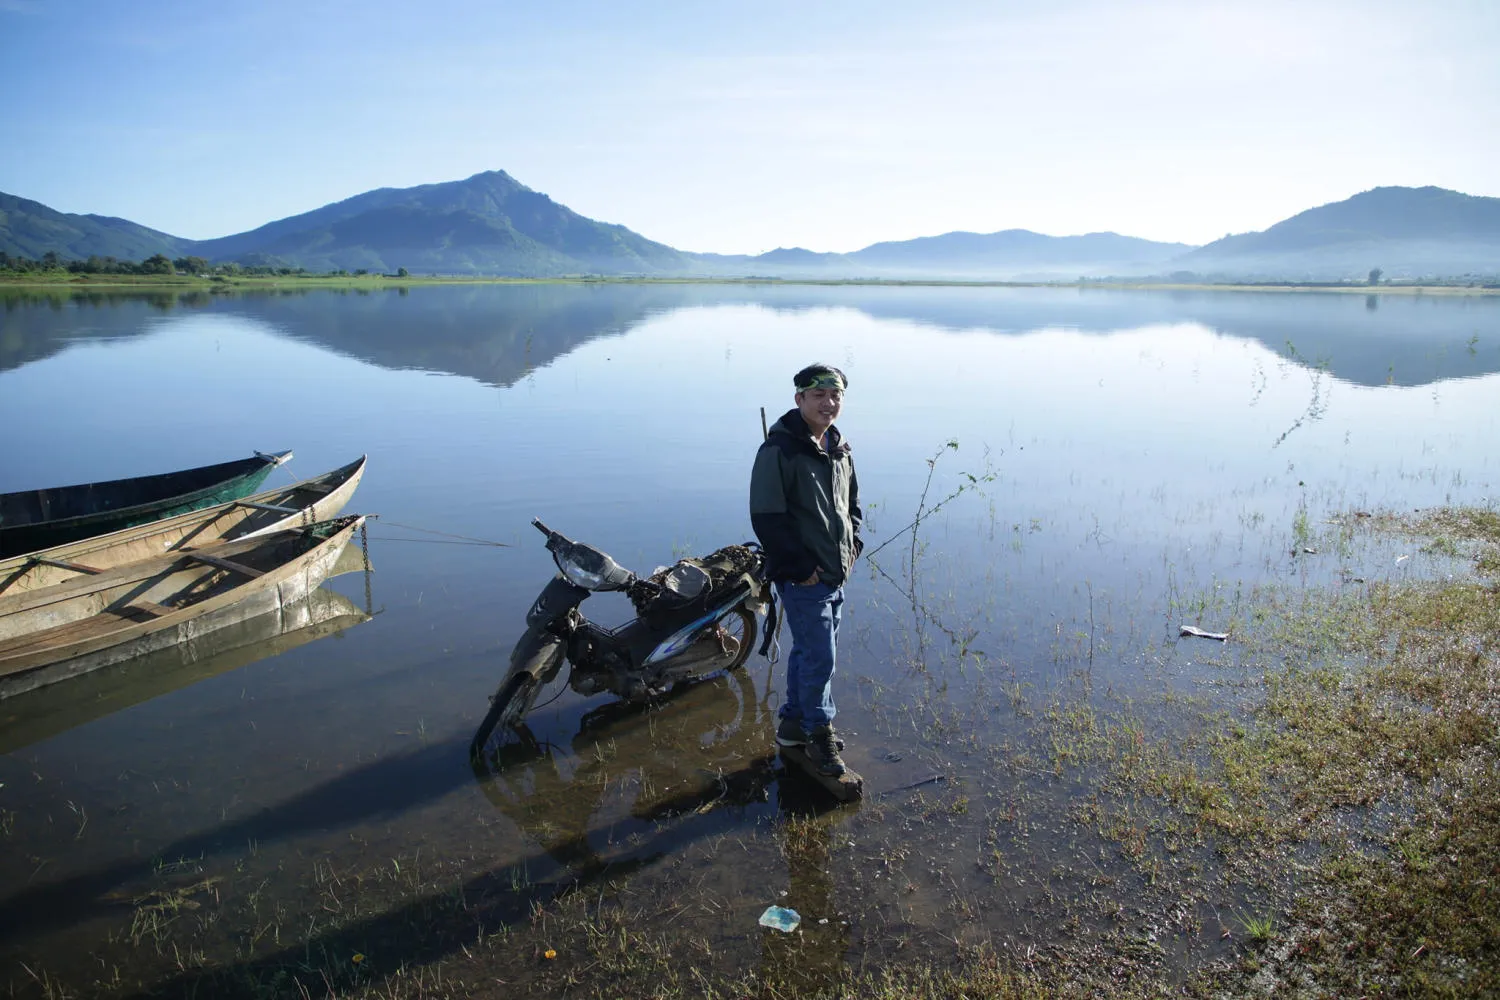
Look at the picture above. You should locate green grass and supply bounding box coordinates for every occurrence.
[1068,505,1500,996]
[1235,911,1274,945]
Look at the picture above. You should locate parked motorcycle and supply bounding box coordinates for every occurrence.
[470,519,771,756]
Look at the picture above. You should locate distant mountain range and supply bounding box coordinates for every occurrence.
[696,229,1194,280]
[2,173,1497,280]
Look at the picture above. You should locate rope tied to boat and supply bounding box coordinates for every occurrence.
[364,517,512,548]
[360,520,373,616]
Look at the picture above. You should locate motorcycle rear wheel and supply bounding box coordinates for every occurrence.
[470,671,539,757]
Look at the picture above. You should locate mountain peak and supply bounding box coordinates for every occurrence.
[173,167,683,275]
[459,168,531,192]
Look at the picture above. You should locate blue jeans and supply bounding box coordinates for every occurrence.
[776,580,844,731]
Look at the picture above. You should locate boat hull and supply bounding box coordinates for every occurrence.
[0,450,292,557]
[0,456,365,597]
[0,516,365,698]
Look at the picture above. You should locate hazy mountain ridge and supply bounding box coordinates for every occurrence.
[2,175,1497,280]
[690,230,1194,279]
[1203,187,1500,252]
[852,229,1192,266]
[1180,186,1500,279]
[0,192,186,261]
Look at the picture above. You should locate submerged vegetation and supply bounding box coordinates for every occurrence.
[1039,505,1500,997]
[3,502,1494,999]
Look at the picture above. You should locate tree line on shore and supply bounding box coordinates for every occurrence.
[0,251,411,279]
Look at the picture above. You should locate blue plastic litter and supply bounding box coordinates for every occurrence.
[758,905,801,932]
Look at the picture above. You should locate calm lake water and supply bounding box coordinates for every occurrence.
[1,283,1497,996]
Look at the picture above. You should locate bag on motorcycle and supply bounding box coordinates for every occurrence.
[628,544,762,622]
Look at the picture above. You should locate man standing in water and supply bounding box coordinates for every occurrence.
[749,363,863,776]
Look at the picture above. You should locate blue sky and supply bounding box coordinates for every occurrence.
[2,0,1496,253]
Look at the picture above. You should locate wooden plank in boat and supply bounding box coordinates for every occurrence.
[1,547,210,616]
[0,456,366,598]
[182,552,263,579]
[1,528,282,616]
[28,556,102,575]
[105,601,174,620]
[233,500,300,514]
[2,613,143,663]
[0,516,363,685]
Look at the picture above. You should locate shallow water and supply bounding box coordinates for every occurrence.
[1,284,1497,994]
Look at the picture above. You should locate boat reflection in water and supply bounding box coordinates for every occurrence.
[470,668,854,992]
[0,581,371,755]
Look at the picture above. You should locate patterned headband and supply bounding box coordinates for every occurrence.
[796,372,846,392]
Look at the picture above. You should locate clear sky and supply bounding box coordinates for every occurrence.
[2,0,1496,254]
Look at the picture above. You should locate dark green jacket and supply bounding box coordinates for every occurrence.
[749,408,863,586]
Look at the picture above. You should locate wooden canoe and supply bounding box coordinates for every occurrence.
[0,515,365,698]
[0,450,293,557]
[0,455,366,598]
[0,587,369,753]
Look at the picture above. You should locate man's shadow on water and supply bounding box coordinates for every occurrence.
[100,669,846,999]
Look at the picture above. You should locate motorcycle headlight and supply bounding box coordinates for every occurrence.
[559,555,607,590]
[543,529,635,591]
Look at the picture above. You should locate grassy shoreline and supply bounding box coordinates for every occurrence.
[2,272,1496,295]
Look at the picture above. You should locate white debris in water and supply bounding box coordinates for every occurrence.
[759,906,801,933]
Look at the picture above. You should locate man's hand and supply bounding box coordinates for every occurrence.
[798,567,823,586]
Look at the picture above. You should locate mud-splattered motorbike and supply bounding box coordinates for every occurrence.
[470,519,772,756]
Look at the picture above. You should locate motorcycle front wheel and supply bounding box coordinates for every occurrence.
[470,671,539,758]
[708,606,757,672]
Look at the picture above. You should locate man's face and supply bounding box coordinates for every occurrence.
[796,386,843,431]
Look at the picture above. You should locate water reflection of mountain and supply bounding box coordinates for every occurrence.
[821,285,1500,387]
[240,283,699,386]
[4,284,1497,387]
[0,289,205,372]
[716,285,1499,387]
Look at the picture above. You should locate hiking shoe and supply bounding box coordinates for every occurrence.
[777,717,845,750]
[776,716,809,747]
[806,726,848,777]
